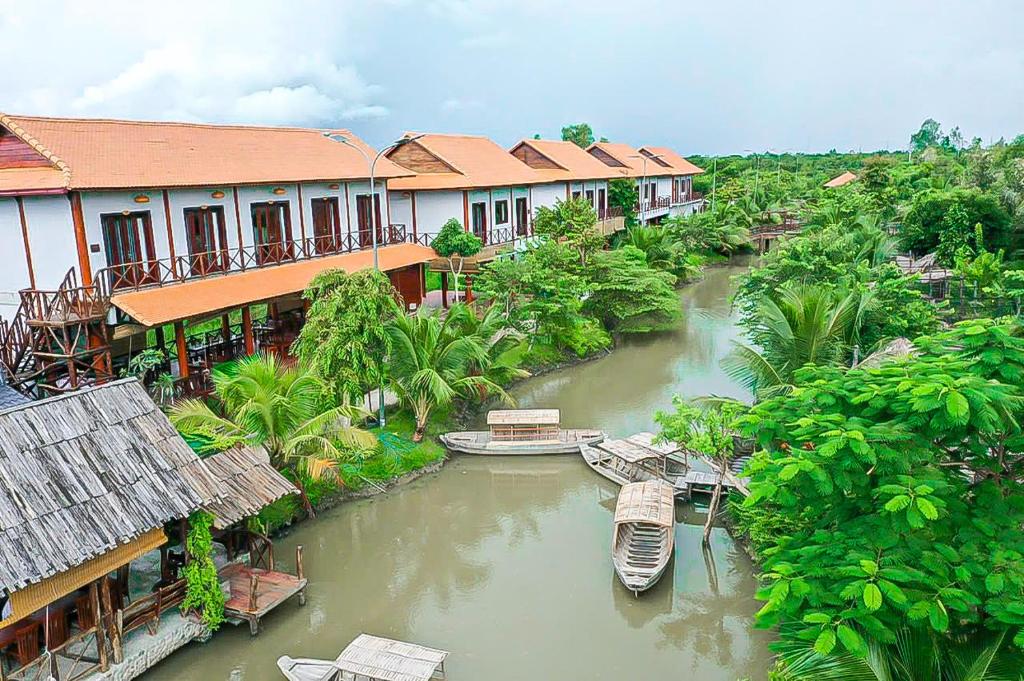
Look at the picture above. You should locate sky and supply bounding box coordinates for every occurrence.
[1,0,1022,155]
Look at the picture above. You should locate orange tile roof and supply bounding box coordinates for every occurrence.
[824,171,857,188]
[0,113,410,193]
[388,133,542,191]
[588,142,704,178]
[509,139,630,182]
[110,243,435,326]
[638,146,705,175]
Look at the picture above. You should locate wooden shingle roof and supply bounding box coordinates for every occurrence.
[0,379,220,593]
[202,446,298,529]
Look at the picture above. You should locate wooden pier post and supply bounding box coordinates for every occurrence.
[90,580,109,672]
[296,545,307,606]
[248,574,260,636]
[101,577,123,664]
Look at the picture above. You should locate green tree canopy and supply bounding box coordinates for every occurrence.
[736,319,1024,655]
[532,197,605,267]
[431,218,482,297]
[561,122,595,149]
[583,245,682,333]
[291,268,398,403]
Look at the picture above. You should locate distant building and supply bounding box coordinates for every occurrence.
[824,171,858,188]
[587,142,705,224]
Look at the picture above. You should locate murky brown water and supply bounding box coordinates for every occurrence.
[145,258,773,681]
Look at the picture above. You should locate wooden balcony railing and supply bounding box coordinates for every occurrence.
[635,196,672,212]
[597,206,624,221]
[95,225,414,295]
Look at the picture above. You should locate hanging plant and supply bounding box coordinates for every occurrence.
[182,511,226,630]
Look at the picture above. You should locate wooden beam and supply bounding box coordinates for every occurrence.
[162,190,179,279]
[174,321,189,379]
[15,196,35,289]
[232,187,245,268]
[296,184,306,243]
[221,314,232,345]
[462,190,469,230]
[410,191,417,241]
[343,183,352,240]
[69,192,92,286]
[242,306,255,356]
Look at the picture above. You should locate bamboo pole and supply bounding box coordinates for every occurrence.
[101,578,123,664]
[90,581,109,672]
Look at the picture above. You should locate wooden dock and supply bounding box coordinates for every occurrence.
[220,556,308,635]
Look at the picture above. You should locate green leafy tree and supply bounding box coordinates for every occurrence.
[608,178,639,228]
[910,119,943,153]
[583,246,682,333]
[170,354,376,513]
[657,397,745,542]
[532,197,605,267]
[901,188,1012,258]
[735,319,1024,656]
[431,218,483,299]
[561,122,595,149]
[385,301,513,440]
[292,269,398,403]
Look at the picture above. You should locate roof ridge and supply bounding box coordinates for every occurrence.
[514,139,570,171]
[0,377,138,416]
[0,113,73,185]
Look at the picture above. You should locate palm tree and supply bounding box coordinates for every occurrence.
[385,302,514,441]
[773,627,1024,680]
[723,284,870,397]
[170,354,376,513]
[446,302,530,391]
[626,225,685,272]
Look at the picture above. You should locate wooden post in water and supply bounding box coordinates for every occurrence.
[296,545,307,606]
[702,478,723,545]
[248,574,261,636]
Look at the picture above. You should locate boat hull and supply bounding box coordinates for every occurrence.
[441,429,604,455]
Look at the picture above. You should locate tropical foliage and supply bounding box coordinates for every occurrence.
[292,268,398,403]
[384,301,516,440]
[431,218,483,297]
[170,354,376,509]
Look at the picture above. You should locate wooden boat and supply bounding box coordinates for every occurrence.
[441,408,604,455]
[278,633,449,681]
[612,480,676,595]
[581,433,688,494]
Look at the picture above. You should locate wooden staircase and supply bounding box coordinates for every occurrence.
[0,269,114,397]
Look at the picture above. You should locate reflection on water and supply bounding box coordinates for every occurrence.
[144,259,771,681]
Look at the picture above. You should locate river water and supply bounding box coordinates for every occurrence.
[145,258,773,681]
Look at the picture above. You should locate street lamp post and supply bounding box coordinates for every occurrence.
[323,132,424,427]
[631,153,664,224]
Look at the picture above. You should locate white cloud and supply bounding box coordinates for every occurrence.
[440,98,484,113]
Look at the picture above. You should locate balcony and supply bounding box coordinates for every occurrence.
[95,224,425,295]
[635,196,672,213]
[596,206,625,235]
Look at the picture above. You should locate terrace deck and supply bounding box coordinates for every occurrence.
[220,563,307,635]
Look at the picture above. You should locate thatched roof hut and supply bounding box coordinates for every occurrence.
[0,378,220,596]
[202,446,298,529]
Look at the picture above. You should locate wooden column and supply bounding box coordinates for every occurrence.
[441,271,449,309]
[90,581,109,672]
[241,307,255,356]
[221,314,232,344]
[15,197,36,289]
[465,275,474,304]
[69,192,93,286]
[101,578,123,664]
[174,321,189,379]
[462,191,469,230]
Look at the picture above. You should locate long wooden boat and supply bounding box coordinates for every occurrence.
[612,480,676,595]
[442,428,604,455]
[581,433,688,494]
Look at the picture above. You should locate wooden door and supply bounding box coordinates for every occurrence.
[515,197,528,236]
[311,197,343,254]
[471,202,487,243]
[251,202,293,265]
[101,211,157,289]
[356,194,383,248]
[184,206,228,275]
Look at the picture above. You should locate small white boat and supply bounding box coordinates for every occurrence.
[441,408,604,455]
[612,480,676,595]
[278,633,449,681]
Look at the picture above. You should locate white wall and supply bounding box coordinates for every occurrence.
[389,190,413,237]
[0,198,31,310]
[529,182,565,214]
[413,190,463,242]
[22,195,81,291]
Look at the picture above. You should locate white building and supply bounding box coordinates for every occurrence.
[587,142,705,224]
